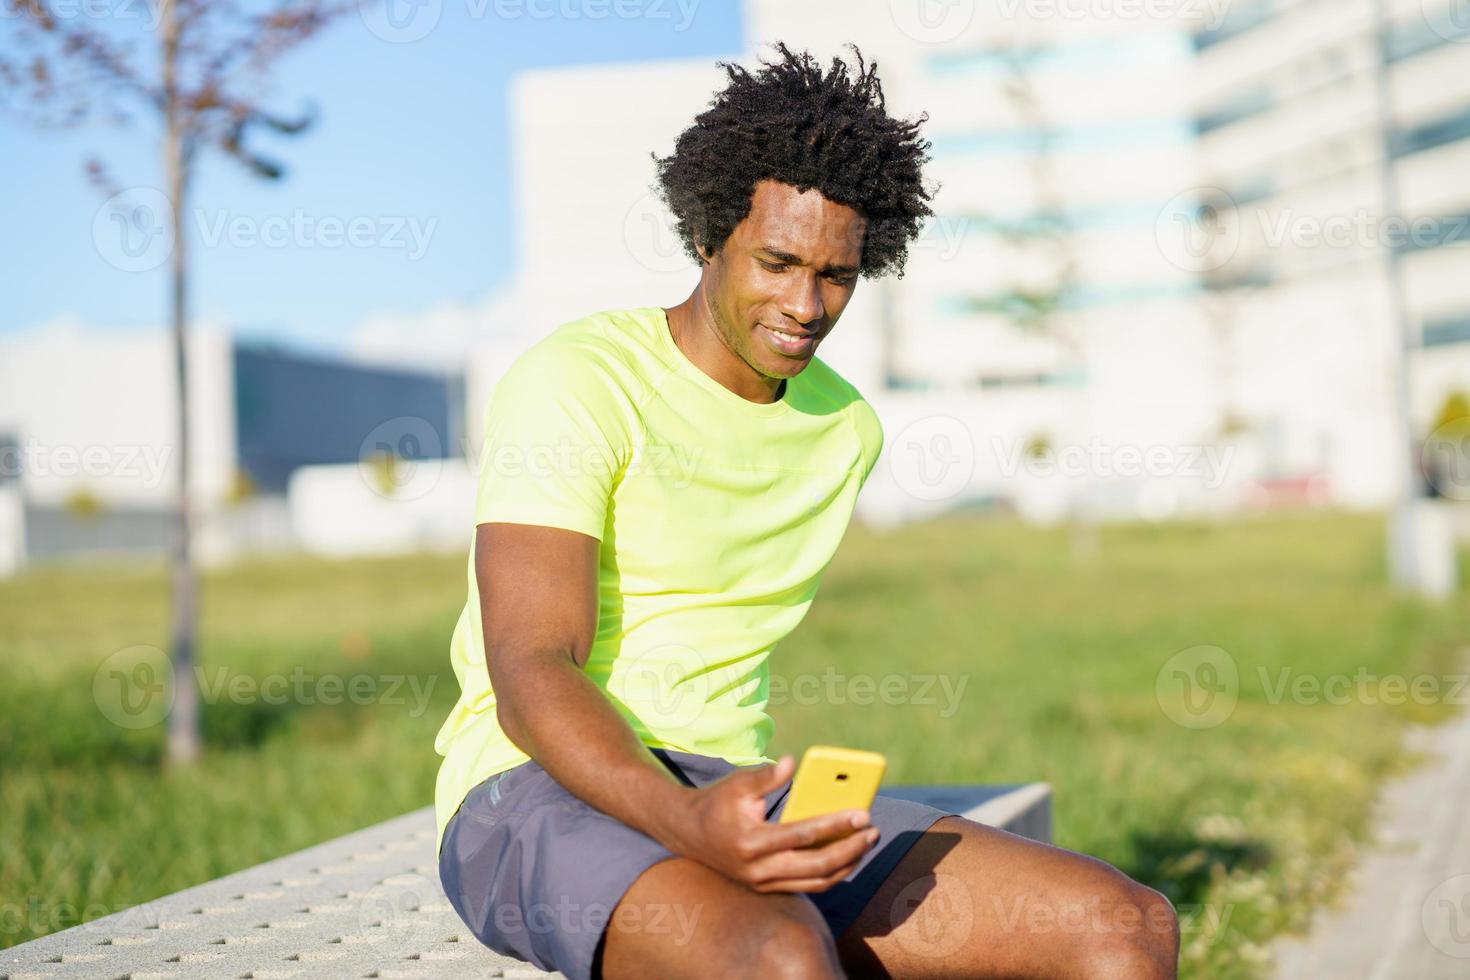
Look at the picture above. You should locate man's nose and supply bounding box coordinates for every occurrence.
[779,272,825,327]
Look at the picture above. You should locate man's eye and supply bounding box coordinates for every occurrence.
[827,274,856,286]
[759,260,787,272]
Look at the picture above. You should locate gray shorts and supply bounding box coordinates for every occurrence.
[438,747,951,980]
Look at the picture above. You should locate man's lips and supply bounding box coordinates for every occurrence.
[759,323,817,356]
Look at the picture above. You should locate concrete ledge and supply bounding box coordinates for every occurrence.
[0,784,1051,979]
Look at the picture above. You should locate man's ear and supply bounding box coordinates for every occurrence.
[693,236,713,264]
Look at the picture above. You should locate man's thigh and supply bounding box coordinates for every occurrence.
[441,753,840,980]
[834,815,1181,980]
[597,855,841,980]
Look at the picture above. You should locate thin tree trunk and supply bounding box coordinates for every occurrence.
[162,0,200,765]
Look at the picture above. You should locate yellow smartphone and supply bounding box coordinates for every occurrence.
[778,745,887,824]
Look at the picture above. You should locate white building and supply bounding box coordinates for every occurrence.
[490,0,1248,526]
[1187,0,1470,508]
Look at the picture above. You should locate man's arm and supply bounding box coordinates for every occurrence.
[478,520,694,845]
[477,520,880,892]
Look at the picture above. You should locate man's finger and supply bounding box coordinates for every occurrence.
[748,825,879,883]
[753,808,872,855]
[753,860,865,894]
[734,813,855,861]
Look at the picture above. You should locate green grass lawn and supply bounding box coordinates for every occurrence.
[2,509,1467,978]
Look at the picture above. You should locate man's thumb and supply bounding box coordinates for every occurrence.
[747,753,794,793]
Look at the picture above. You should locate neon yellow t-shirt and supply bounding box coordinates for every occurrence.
[433,305,884,852]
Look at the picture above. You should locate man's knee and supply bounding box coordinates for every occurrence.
[746,905,843,980]
[1077,884,1180,980]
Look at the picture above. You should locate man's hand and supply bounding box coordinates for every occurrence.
[660,753,881,893]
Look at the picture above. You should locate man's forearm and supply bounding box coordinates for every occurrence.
[493,655,696,850]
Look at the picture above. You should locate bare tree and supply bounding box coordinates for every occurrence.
[1,0,354,763]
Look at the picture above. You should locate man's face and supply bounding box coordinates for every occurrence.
[699,179,866,384]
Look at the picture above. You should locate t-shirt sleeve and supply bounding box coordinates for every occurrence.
[851,399,885,486]
[472,341,637,541]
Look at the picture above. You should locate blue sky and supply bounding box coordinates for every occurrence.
[0,1,744,353]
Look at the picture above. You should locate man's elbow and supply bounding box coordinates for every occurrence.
[488,640,590,746]
[496,698,528,751]
[487,652,527,747]
[488,650,570,750]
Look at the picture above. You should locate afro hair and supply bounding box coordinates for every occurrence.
[652,42,936,279]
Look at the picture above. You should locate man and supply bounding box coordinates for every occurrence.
[435,43,1179,980]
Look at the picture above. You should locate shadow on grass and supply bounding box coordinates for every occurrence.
[200,698,299,751]
[1125,830,1273,907]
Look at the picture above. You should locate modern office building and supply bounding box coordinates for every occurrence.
[1187,0,1470,505]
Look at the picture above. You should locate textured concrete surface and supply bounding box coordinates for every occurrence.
[1,783,1051,979]
[1270,706,1470,979]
